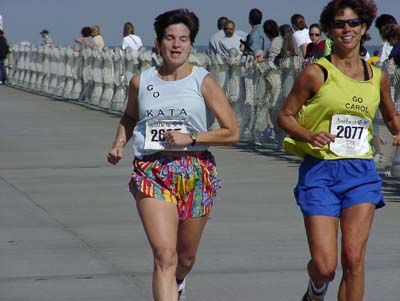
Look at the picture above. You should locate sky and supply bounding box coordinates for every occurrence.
[1,0,399,48]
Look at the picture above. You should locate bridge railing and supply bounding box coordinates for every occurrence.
[4,44,400,175]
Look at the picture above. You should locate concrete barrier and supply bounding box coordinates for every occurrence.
[4,43,400,174]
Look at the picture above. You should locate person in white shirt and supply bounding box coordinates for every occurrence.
[291,14,311,58]
[122,22,143,51]
[375,14,398,65]
[218,20,242,58]
[208,16,227,55]
[91,25,105,50]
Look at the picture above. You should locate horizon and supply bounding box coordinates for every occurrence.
[1,0,399,48]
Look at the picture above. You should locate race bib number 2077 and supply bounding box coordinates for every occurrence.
[144,118,189,150]
[330,114,370,156]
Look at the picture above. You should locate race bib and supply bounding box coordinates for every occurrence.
[330,114,370,156]
[144,118,189,150]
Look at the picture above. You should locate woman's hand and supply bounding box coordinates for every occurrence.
[309,131,336,148]
[163,131,192,147]
[107,141,125,165]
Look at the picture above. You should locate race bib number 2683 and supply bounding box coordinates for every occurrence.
[144,119,189,150]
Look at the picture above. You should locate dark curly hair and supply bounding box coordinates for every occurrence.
[320,0,377,33]
[320,0,377,54]
[154,8,199,45]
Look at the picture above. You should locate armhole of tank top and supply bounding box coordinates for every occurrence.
[361,59,370,81]
[315,63,328,83]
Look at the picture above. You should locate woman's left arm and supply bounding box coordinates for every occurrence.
[198,74,240,145]
[162,74,239,147]
[379,71,400,145]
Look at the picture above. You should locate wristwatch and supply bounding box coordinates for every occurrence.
[190,132,198,146]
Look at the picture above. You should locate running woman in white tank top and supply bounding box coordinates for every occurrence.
[107,9,239,301]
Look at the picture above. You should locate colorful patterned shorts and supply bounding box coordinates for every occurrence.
[129,151,222,220]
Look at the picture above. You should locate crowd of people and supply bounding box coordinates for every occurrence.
[207,8,400,70]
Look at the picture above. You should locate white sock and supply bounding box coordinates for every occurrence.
[177,278,186,291]
[310,280,328,295]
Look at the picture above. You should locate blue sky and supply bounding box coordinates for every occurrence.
[1,0,399,47]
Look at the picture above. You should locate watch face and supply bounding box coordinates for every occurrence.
[190,132,198,139]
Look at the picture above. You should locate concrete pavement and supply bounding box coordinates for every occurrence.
[0,85,399,301]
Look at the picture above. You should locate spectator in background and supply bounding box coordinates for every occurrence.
[218,19,242,58]
[279,24,297,60]
[246,8,269,55]
[263,19,283,64]
[122,22,143,51]
[40,29,53,47]
[305,23,326,59]
[74,26,96,48]
[0,29,10,84]
[91,25,105,50]
[208,16,228,55]
[254,48,265,63]
[291,14,311,58]
[375,14,398,65]
[367,49,380,65]
[381,24,400,67]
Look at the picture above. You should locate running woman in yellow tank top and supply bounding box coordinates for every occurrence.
[277,1,400,301]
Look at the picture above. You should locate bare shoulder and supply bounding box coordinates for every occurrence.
[129,74,140,88]
[201,73,219,88]
[295,63,325,92]
[301,63,325,82]
[201,73,223,96]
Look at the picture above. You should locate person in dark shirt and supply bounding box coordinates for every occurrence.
[0,29,10,84]
[305,23,326,59]
[381,23,400,67]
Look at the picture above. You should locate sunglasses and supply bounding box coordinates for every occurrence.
[309,33,321,37]
[331,18,363,29]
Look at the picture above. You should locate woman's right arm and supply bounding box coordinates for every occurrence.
[277,64,336,147]
[107,75,140,165]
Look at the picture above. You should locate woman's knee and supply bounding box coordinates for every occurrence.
[311,258,337,282]
[178,252,196,270]
[153,247,178,271]
[341,246,365,275]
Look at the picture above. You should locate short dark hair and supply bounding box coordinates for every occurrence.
[123,22,134,37]
[375,14,397,31]
[263,19,279,39]
[249,8,262,25]
[291,14,307,30]
[81,26,92,37]
[217,16,228,30]
[154,8,199,44]
[309,23,321,32]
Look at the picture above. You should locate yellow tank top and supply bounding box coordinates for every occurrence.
[284,57,381,159]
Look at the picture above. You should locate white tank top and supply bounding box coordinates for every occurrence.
[132,66,215,158]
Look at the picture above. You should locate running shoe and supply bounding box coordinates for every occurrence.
[177,279,186,301]
[301,280,327,301]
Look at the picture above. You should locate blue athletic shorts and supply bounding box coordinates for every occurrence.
[294,156,385,217]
